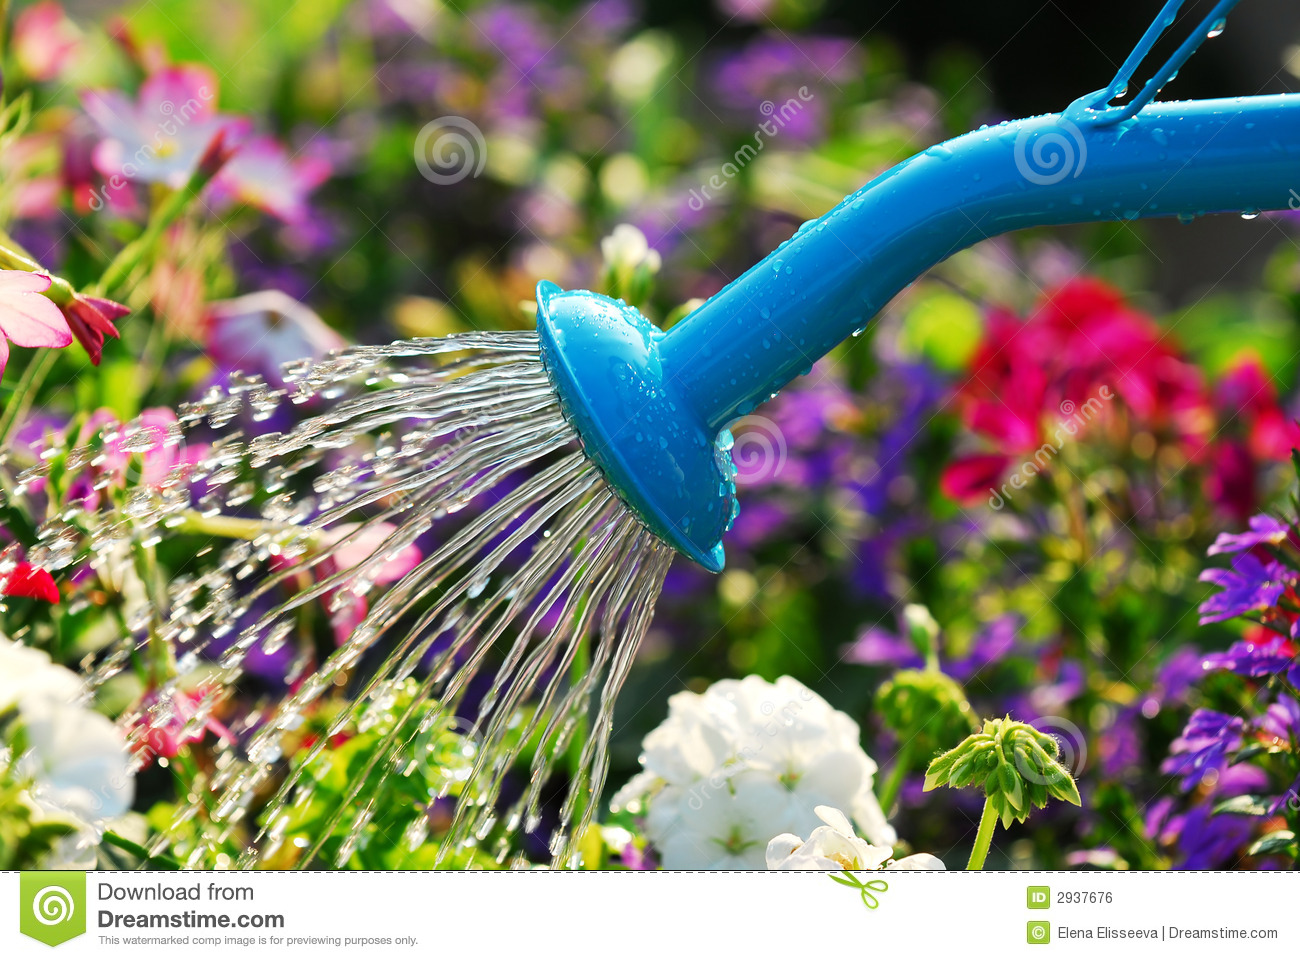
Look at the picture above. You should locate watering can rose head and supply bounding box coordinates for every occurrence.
[534,280,737,572]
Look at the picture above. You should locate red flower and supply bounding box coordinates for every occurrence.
[1,562,60,603]
[1214,354,1300,462]
[944,278,1216,502]
[940,453,1012,505]
[61,293,130,366]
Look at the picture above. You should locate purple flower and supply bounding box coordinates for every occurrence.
[1098,706,1142,777]
[1162,709,1244,790]
[1202,635,1300,687]
[1175,806,1255,869]
[1259,696,1300,740]
[204,290,346,387]
[1208,514,1291,556]
[844,613,1021,682]
[1198,553,1290,624]
[83,65,240,189]
[1270,772,1300,816]
[844,626,923,669]
[947,615,1020,679]
[1154,646,1205,706]
[209,135,331,224]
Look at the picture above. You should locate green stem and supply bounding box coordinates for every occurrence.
[173,510,309,543]
[131,540,175,683]
[877,742,913,816]
[0,349,57,451]
[966,795,999,870]
[0,155,225,447]
[92,163,217,298]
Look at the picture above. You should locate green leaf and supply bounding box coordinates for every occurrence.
[1212,795,1271,817]
[1247,830,1297,857]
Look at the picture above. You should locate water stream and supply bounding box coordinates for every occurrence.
[6,332,675,869]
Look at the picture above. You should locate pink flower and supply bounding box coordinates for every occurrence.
[204,290,346,385]
[317,522,423,645]
[209,136,330,224]
[82,64,242,189]
[0,270,73,380]
[65,407,207,510]
[129,688,232,766]
[12,1,79,83]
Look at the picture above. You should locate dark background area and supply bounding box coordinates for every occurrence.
[641,0,1300,307]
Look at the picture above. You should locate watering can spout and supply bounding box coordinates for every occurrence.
[539,93,1300,571]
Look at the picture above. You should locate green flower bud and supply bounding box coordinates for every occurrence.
[902,603,940,660]
[874,669,978,758]
[922,716,1082,825]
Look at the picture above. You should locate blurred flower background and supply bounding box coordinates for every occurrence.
[1,0,1300,871]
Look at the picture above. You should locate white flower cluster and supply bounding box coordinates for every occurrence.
[0,634,134,867]
[767,805,944,870]
[611,675,896,869]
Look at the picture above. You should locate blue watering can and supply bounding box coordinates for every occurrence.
[536,0,1297,572]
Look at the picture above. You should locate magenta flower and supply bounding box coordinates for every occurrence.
[0,270,73,380]
[209,136,330,224]
[129,688,232,767]
[204,290,346,385]
[82,64,241,189]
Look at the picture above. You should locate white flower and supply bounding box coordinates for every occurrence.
[613,675,896,869]
[600,224,661,275]
[17,693,134,824]
[0,635,82,710]
[1,636,134,867]
[767,805,945,871]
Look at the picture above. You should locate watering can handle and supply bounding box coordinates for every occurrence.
[1067,0,1244,126]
